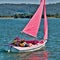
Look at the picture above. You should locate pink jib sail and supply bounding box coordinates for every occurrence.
[22,0,44,37]
[44,0,48,40]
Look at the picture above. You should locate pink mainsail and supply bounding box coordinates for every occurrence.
[44,0,48,40]
[22,0,44,37]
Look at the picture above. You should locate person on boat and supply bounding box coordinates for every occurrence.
[12,37,20,46]
[19,39,29,47]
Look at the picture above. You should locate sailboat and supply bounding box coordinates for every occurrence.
[11,0,48,52]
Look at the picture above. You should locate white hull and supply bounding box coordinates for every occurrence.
[12,40,47,52]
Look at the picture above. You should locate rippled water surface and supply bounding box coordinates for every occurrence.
[0,18,60,60]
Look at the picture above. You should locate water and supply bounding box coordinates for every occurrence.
[0,18,60,60]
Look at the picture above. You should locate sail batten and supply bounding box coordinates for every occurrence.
[22,0,44,37]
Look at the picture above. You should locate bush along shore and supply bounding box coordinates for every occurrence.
[0,14,60,18]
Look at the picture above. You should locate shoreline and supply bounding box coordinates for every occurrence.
[0,14,60,19]
[0,16,60,19]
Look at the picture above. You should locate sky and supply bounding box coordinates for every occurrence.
[0,0,60,4]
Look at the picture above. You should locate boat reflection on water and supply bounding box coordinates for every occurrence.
[16,50,48,60]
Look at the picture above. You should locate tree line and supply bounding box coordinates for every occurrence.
[0,13,60,18]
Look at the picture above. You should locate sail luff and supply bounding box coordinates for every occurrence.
[22,0,44,37]
[44,0,48,40]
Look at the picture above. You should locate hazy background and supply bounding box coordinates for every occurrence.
[0,0,60,4]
